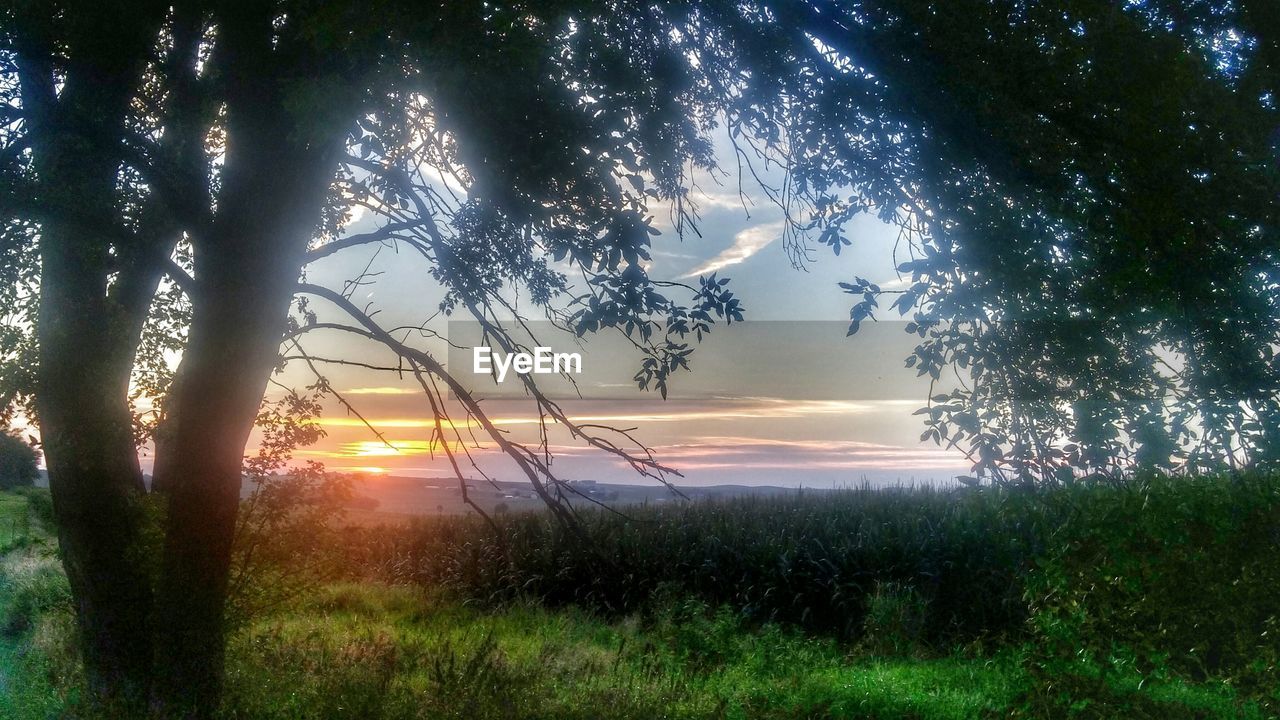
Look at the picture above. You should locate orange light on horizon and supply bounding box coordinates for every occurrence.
[319,417,479,430]
[297,439,470,458]
[328,465,390,474]
[341,387,419,395]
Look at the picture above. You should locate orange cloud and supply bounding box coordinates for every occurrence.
[342,386,419,395]
[320,417,479,429]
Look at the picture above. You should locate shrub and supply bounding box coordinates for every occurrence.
[1019,473,1280,716]
[0,430,38,490]
[227,465,353,625]
[858,581,930,657]
[13,486,54,527]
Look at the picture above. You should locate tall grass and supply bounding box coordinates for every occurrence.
[0,494,31,552]
[348,474,1280,710]
[348,484,1058,645]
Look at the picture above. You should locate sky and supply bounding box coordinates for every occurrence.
[259,138,971,489]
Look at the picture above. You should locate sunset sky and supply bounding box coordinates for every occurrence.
[250,139,971,488]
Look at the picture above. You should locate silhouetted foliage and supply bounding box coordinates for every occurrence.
[728,1,1280,478]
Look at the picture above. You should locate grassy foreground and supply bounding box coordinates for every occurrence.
[2,477,1278,718]
[3,501,1026,719]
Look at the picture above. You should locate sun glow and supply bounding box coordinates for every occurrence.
[333,466,389,474]
[345,440,455,457]
[319,417,479,429]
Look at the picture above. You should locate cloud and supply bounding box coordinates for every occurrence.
[320,417,477,429]
[680,221,783,278]
[317,397,924,433]
[300,439,471,458]
[483,398,907,426]
[874,275,913,291]
[342,386,418,395]
[649,436,969,471]
[689,189,754,212]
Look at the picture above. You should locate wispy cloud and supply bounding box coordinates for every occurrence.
[300,439,467,458]
[874,275,913,291]
[320,417,476,429]
[644,436,968,471]
[342,386,418,395]
[316,397,924,432]
[689,188,754,212]
[487,397,917,426]
[680,221,783,278]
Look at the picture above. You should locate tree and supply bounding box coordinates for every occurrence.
[0,1,743,715]
[2,0,1275,716]
[733,0,1280,480]
[0,429,37,489]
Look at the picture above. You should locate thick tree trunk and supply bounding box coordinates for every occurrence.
[148,97,343,713]
[21,8,167,707]
[21,5,355,714]
[34,164,161,714]
[35,154,171,711]
[147,249,302,714]
[37,309,154,712]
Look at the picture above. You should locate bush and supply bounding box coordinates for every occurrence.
[858,581,930,657]
[0,430,38,490]
[1019,474,1280,716]
[13,485,54,526]
[227,465,354,625]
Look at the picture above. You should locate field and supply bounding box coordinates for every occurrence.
[2,475,1278,718]
[338,475,816,522]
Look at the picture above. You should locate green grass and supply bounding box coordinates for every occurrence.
[0,491,75,720]
[5,574,1256,720]
[215,583,1023,720]
[0,494,31,552]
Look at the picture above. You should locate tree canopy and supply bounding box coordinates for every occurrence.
[687,0,1279,478]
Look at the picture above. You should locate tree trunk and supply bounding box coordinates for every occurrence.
[21,7,167,707]
[20,4,356,714]
[148,99,343,714]
[37,303,154,713]
[35,151,171,712]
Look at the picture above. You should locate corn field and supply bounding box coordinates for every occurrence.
[344,475,1280,653]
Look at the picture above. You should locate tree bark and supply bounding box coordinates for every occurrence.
[147,10,348,704]
[18,4,358,714]
[149,154,340,717]
[37,273,155,712]
[18,4,168,711]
